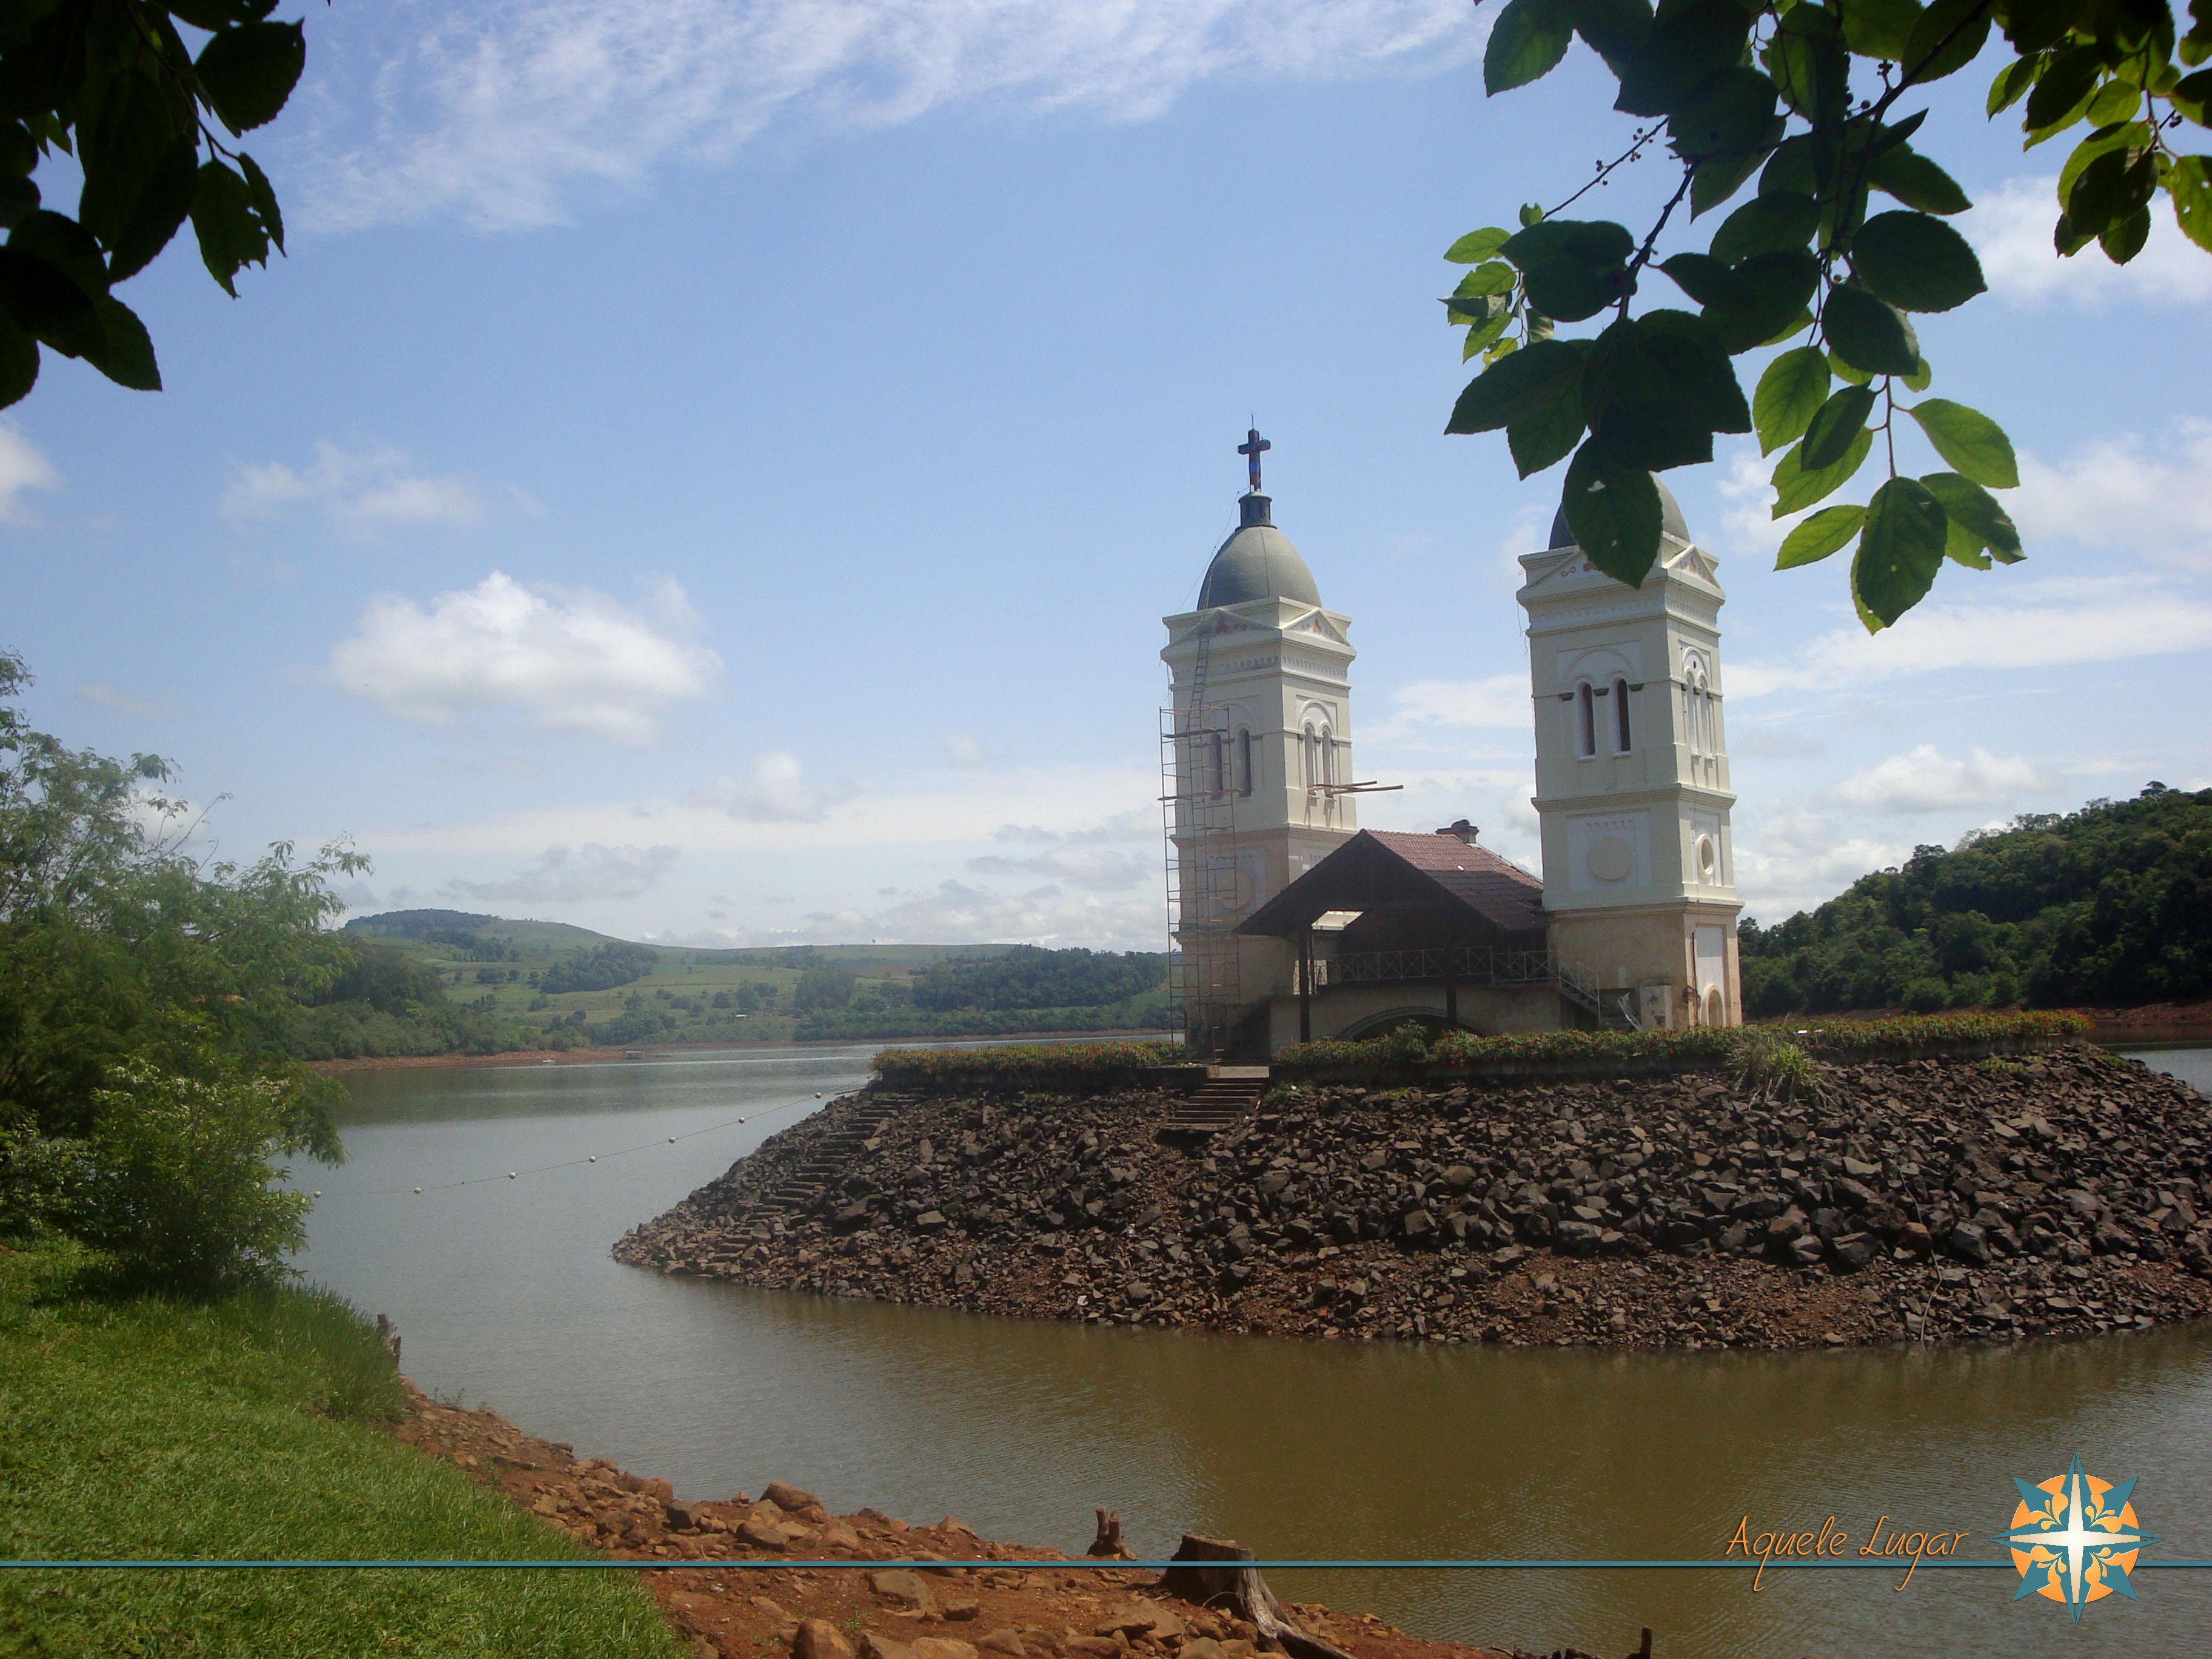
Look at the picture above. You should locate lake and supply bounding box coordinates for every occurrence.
[298,1042,2212,1659]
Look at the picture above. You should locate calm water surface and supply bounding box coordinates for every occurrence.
[298,1044,2212,1659]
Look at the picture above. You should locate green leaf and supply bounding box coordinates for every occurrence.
[237,152,284,255]
[1690,148,1774,218]
[1445,227,1512,263]
[1943,520,1993,568]
[1922,471,2024,561]
[2003,0,2088,54]
[1775,503,1865,568]
[2100,203,2152,261]
[1851,210,1987,310]
[187,160,269,297]
[1988,56,2037,115]
[1658,247,1817,350]
[84,294,159,390]
[1753,346,1829,454]
[0,312,36,409]
[1765,7,1851,123]
[76,65,198,281]
[1486,0,1575,92]
[1900,0,1992,85]
[1823,284,1921,375]
[1772,426,1875,514]
[1446,338,1588,433]
[1901,355,1932,392]
[1868,147,1971,213]
[1461,307,1512,359]
[1612,0,1753,116]
[1853,476,1949,627]
[2173,156,2212,253]
[1502,218,1634,321]
[2084,78,2141,126]
[1801,384,1877,470]
[2025,45,2103,133]
[1906,398,2019,486]
[1508,375,1586,475]
[1454,260,1520,298]
[8,209,107,298]
[1669,65,1781,161]
[1573,0,1654,65]
[1710,192,1818,261]
[1842,0,1922,59]
[1830,350,1872,386]
[195,20,307,134]
[1561,439,1663,586]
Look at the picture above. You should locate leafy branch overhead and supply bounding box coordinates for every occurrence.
[1446,0,2211,629]
[0,2,309,410]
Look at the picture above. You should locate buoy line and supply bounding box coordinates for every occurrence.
[312,1090,839,1199]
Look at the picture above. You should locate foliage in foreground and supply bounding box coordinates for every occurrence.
[1273,1009,2088,1078]
[871,1039,1185,1087]
[0,651,347,1287]
[1740,784,2212,1013]
[1447,0,2209,626]
[1,2,309,409]
[0,1238,685,1659]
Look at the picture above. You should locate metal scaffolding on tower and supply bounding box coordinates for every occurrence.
[1161,611,1241,1060]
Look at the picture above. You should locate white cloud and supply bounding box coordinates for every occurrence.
[0,424,59,523]
[1825,744,2043,814]
[1732,577,2212,695]
[445,842,679,902]
[965,846,1153,890]
[2014,419,2212,575]
[330,570,720,742]
[1365,674,1529,743]
[1966,176,2212,308]
[798,876,1161,950]
[222,442,495,534]
[991,807,1156,846]
[75,682,175,719]
[687,751,843,822]
[303,0,1476,232]
[1732,808,1905,923]
[941,733,985,768]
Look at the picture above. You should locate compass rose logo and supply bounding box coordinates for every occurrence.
[1997,1457,2156,1621]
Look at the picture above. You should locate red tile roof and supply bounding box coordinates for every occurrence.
[1364,831,1547,933]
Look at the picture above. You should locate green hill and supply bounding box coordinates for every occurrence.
[1740,783,2212,1016]
[284,914,1171,1061]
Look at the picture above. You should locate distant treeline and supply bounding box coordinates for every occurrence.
[1741,784,2212,1016]
[538,942,659,995]
[911,946,1167,1012]
[287,941,560,1060]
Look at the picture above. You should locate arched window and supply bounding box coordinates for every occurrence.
[1707,988,1724,1027]
[1575,683,1596,758]
[1318,726,1336,788]
[1612,676,1632,754]
[1684,654,1711,756]
[1236,728,1253,796]
[1301,723,1318,789]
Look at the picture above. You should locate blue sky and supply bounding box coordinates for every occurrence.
[5,0,2210,950]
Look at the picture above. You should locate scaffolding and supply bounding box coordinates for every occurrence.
[1160,617,1241,1059]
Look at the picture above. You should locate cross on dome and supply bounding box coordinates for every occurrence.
[1238,427,1271,494]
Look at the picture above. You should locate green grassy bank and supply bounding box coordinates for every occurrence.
[0,1239,683,1659]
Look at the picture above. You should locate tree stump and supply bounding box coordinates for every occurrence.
[1156,1536,1354,1659]
[1087,1508,1133,1560]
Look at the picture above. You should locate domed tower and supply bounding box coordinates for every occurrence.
[1517,482,1741,1028]
[1162,431,1357,1052]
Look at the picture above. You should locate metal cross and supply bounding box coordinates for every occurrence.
[1238,427,1270,494]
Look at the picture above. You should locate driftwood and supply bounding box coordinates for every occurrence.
[1156,1536,1355,1659]
[1087,1508,1134,1560]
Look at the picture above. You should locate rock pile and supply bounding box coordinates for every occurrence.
[614,1049,2212,1349]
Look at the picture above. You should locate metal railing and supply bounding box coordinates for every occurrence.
[1308,944,1631,1028]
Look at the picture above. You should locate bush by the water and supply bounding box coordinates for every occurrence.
[1740,784,2212,1014]
[0,652,352,1286]
[0,1238,685,1657]
[1272,1010,2088,1080]
[873,1039,1184,1087]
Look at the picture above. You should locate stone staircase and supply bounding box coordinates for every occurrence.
[757,1093,910,1216]
[1158,1068,1269,1138]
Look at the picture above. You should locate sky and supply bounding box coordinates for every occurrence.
[5,0,2210,952]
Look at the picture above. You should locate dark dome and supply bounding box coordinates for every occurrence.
[1547,478,1692,551]
[1198,495,1321,606]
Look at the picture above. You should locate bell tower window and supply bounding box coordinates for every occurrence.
[1612,676,1632,753]
[1576,683,1596,759]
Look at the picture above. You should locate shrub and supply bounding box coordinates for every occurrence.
[872,1039,1184,1090]
[1729,1028,1827,1102]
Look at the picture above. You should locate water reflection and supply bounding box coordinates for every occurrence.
[298,1045,2212,1659]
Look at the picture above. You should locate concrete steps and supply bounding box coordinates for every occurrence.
[1159,1070,1269,1138]
[757,1093,913,1215]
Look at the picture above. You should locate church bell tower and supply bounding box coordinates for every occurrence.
[1517,486,1741,1028]
[1162,432,1358,1051]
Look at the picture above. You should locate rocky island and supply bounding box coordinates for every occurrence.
[615,1045,2212,1350]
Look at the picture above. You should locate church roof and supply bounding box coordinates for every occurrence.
[1239,828,1547,940]
[1198,494,1322,608]
[1547,477,1693,552]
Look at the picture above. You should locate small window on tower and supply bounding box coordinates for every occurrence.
[1576,683,1596,758]
[1237,729,1253,796]
[1612,677,1632,753]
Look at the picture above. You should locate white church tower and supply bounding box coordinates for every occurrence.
[1517,486,1742,1028]
[1162,431,1358,1050]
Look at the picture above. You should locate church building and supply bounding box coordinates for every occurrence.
[1161,434,1742,1058]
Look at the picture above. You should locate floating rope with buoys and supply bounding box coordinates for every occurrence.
[307,1090,842,1199]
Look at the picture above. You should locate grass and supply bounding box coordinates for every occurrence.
[0,1238,687,1659]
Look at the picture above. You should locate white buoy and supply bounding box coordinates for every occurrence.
[815,1091,823,1099]
[312,1190,321,1198]
[588,1155,597,1163]
[508,1171,517,1179]
[414,1187,423,1194]
[668,1136,677,1143]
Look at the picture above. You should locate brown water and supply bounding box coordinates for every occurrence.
[297,1044,2212,1659]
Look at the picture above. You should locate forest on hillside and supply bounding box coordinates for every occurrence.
[1740,785,2212,1016]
